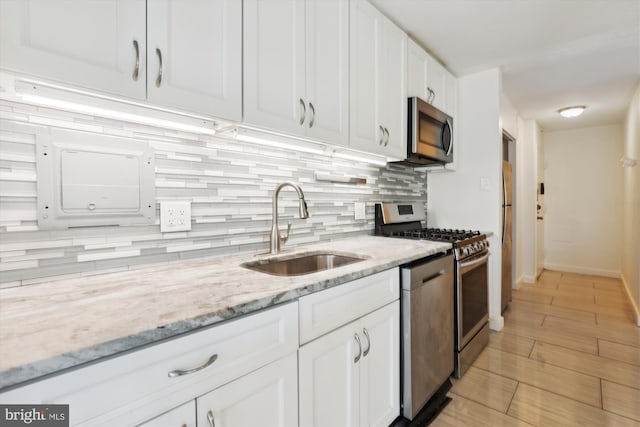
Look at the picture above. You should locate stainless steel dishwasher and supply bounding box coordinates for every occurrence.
[400,252,454,420]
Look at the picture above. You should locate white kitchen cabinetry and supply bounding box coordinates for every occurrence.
[0,0,241,121]
[196,353,298,427]
[146,0,242,119]
[298,269,400,427]
[137,401,195,427]
[0,0,146,100]
[350,0,407,159]
[407,38,457,116]
[0,303,298,426]
[243,0,349,145]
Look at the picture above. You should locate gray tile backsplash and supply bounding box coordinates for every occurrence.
[0,99,427,286]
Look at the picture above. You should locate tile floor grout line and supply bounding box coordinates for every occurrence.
[505,380,520,415]
[471,363,604,410]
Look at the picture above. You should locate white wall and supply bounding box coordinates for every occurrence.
[518,119,541,283]
[428,68,504,330]
[622,83,640,324]
[542,125,624,276]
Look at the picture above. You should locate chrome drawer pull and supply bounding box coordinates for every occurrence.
[362,328,371,357]
[167,353,218,377]
[299,98,306,125]
[207,410,215,427]
[354,333,362,363]
[155,48,164,87]
[132,39,140,81]
[309,102,315,128]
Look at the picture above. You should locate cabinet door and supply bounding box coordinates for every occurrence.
[427,57,446,112]
[137,401,195,427]
[244,0,306,135]
[444,69,458,117]
[147,0,241,120]
[359,302,400,427]
[305,0,349,145]
[407,39,429,100]
[197,353,298,427]
[0,0,145,99]
[378,17,407,160]
[349,0,382,154]
[299,321,360,427]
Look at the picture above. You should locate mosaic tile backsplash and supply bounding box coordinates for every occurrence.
[0,99,428,287]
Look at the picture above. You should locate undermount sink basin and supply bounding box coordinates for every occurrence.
[242,252,366,276]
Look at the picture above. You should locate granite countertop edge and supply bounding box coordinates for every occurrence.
[0,236,451,392]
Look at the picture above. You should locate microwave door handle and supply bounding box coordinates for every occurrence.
[446,121,453,155]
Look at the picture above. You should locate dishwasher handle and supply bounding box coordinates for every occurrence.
[421,269,446,284]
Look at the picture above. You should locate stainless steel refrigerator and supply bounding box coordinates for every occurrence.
[501,160,513,312]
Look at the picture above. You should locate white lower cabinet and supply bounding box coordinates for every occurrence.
[137,401,195,427]
[299,277,400,427]
[0,302,298,426]
[197,353,298,427]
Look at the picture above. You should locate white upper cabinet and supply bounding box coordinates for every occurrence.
[407,38,456,116]
[243,0,349,145]
[0,0,146,99]
[0,0,242,121]
[147,0,242,120]
[349,0,406,159]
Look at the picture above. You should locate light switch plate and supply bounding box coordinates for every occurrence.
[160,201,192,232]
[354,202,366,220]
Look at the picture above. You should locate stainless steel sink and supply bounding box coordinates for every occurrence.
[242,252,366,276]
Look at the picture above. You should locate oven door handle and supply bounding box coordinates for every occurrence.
[459,251,490,271]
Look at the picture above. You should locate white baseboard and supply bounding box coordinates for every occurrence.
[621,274,640,327]
[522,274,536,284]
[514,276,523,290]
[489,315,504,331]
[543,262,620,278]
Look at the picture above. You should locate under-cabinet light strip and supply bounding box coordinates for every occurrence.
[13,79,216,135]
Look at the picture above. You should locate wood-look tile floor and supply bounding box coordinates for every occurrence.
[431,270,640,427]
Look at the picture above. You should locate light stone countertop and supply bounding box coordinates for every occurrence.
[0,235,451,391]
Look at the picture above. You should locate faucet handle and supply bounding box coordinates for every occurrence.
[279,221,292,245]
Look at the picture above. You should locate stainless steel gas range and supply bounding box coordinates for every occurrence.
[375,202,490,420]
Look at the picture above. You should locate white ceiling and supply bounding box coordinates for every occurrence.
[370,0,640,131]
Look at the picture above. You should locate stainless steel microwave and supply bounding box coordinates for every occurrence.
[402,96,453,166]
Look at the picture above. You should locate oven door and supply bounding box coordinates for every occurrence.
[456,250,489,349]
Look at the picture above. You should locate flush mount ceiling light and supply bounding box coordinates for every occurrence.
[558,105,586,118]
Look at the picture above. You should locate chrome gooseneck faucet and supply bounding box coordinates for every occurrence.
[270,182,309,254]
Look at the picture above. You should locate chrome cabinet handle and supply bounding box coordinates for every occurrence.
[384,128,390,146]
[354,333,362,363]
[431,88,436,104]
[299,98,306,125]
[207,410,215,427]
[362,328,371,357]
[167,353,218,377]
[309,102,315,128]
[132,39,140,81]
[155,48,163,87]
[379,125,385,145]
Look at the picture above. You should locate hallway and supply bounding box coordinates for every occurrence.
[433,271,640,426]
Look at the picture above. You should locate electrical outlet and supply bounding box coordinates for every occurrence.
[354,202,366,220]
[160,201,191,232]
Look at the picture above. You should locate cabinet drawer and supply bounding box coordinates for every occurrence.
[0,302,298,426]
[299,268,399,344]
